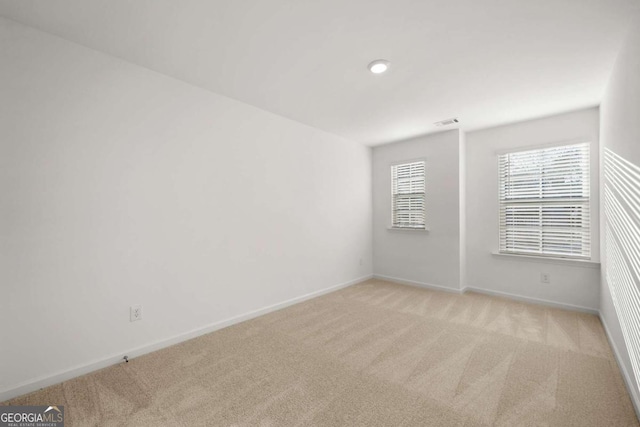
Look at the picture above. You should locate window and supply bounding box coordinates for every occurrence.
[498,143,590,259]
[391,160,426,229]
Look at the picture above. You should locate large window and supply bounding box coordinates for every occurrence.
[391,160,426,229]
[498,142,590,259]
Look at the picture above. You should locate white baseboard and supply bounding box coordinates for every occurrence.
[464,286,599,315]
[373,274,597,314]
[0,274,372,402]
[599,312,640,421]
[372,274,464,294]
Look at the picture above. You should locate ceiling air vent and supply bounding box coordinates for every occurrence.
[434,117,460,127]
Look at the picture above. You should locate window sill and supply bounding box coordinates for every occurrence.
[491,252,600,269]
[387,226,430,233]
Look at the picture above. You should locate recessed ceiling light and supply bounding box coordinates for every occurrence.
[368,59,390,74]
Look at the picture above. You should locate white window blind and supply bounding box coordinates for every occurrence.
[499,143,590,259]
[391,160,425,229]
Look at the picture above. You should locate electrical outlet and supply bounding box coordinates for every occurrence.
[541,273,551,284]
[359,258,363,266]
[130,305,143,322]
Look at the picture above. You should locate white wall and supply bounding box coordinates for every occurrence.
[600,16,640,411]
[465,108,601,311]
[372,130,462,290]
[0,17,372,399]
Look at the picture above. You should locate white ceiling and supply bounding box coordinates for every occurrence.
[1,0,638,145]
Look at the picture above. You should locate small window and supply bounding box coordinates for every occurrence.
[391,160,426,229]
[499,142,590,259]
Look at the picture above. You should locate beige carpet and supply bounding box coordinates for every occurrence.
[4,279,639,426]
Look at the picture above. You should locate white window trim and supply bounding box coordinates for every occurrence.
[389,158,427,231]
[494,137,589,155]
[387,226,430,232]
[491,252,600,268]
[497,141,592,260]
